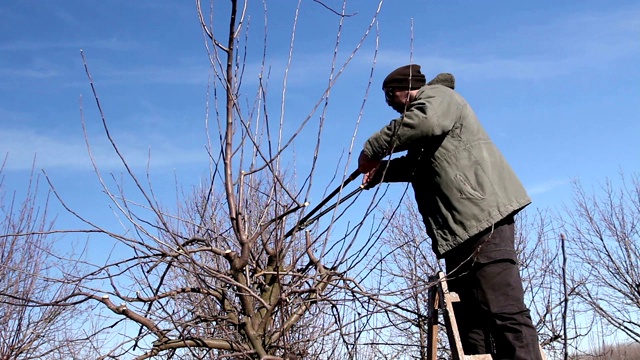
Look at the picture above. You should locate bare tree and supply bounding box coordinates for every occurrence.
[4,1,389,359]
[564,173,640,343]
[373,196,444,359]
[0,158,92,360]
[569,342,640,360]
[516,209,588,358]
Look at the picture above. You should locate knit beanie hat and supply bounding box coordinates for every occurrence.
[382,64,426,90]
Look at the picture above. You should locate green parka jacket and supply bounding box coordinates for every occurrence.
[363,84,531,257]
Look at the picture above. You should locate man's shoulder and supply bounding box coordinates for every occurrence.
[419,83,455,96]
[427,72,455,89]
[417,84,466,105]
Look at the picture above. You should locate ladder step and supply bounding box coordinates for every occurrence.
[465,355,493,360]
[448,291,460,302]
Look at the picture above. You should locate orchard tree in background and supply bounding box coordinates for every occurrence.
[0,161,94,359]
[564,174,640,345]
[371,196,443,359]
[516,210,587,358]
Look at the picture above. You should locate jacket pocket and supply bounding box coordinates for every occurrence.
[455,173,485,200]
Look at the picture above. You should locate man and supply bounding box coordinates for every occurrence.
[358,64,542,359]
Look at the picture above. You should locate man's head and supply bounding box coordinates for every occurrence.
[382,64,426,113]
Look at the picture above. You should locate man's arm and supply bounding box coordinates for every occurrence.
[363,96,454,161]
[359,152,415,189]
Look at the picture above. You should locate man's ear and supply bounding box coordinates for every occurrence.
[427,73,455,89]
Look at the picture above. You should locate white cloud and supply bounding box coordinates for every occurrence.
[376,5,640,81]
[0,67,60,79]
[527,178,570,196]
[0,38,141,52]
[0,127,207,172]
[98,63,211,85]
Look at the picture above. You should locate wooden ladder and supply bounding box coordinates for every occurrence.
[426,271,492,360]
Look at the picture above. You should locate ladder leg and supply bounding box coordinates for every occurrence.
[438,272,466,360]
[438,271,493,360]
[426,276,440,360]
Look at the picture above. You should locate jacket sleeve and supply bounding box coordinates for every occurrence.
[363,90,455,160]
[375,157,415,183]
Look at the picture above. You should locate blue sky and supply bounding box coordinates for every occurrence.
[1,1,639,236]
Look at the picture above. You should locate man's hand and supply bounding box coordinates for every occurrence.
[362,168,382,189]
[358,151,381,189]
[358,151,379,174]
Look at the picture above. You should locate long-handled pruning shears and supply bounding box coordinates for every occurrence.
[284,169,363,238]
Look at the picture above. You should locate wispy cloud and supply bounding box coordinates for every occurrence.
[0,68,61,79]
[246,4,640,87]
[527,178,570,196]
[0,53,209,87]
[0,38,141,52]
[96,62,211,85]
[0,127,207,172]
[377,4,640,81]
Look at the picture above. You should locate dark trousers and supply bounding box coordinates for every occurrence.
[443,216,542,360]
